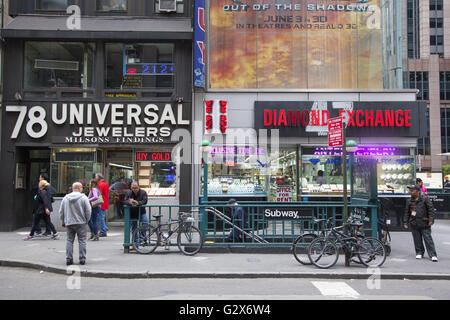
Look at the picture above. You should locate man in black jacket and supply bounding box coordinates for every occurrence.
[403,185,438,262]
[124,182,148,245]
[225,199,248,242]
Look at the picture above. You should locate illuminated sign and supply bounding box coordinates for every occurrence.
[125,63,174,76]
[135,152,172,162]
[209,146,264,155]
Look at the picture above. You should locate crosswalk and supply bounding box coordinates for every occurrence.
[311,281,360,299]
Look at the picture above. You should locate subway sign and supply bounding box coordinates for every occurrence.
[254,101,427,138]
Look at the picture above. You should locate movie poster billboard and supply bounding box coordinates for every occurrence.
[209,0,383,89]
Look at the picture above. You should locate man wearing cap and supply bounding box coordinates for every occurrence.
[225,199,247,243]
[404,185,438,262]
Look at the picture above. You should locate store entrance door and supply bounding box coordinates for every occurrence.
[105,150,133,222]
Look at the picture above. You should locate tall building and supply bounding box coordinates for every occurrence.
[0,0,194,231]
[405,0,450,171]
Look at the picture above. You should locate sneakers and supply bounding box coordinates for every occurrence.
[50,233,59,240]
[432,257,438,262]
[89,234,95,240]
[23,235,33,241]
[93,235,99,241]
[99,233,107,237]
[42,232,51,237]
[79,260,86,265]
[66,259,73,266]
[416,254,423,259]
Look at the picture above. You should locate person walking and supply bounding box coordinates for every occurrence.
[225,199,248,242]
[59,182,92,266]
[24,180,58,240]
[87,179,103,241]
[95,173,109,237]
[403,185,438,262]
[124,182,148,246]
[416,178,428,196]
[32,173,53,236]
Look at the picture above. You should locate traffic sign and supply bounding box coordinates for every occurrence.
[328,117,343,147]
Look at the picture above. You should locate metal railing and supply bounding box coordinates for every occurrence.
[123,202,379,252]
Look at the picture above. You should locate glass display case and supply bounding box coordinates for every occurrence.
[137,161,176,197]
[268,149,297,201]
[377,157,415,194]
[206,146,266,196]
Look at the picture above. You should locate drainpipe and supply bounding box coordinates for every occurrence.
[395,0,404,89]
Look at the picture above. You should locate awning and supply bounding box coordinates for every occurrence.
[1,15,193,40]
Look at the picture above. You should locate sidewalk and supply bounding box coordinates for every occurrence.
[1,221,450,280]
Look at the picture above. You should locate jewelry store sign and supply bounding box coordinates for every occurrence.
[5,102,191,144]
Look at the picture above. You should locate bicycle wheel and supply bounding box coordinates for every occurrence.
[177,225,203,256]
[292,233,318,265]
[132,224,159,254]
[307,237,339,269]
[357,237,387,267]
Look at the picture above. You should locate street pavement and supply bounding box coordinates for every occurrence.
[1,220,450,280]
[1,267,450,300]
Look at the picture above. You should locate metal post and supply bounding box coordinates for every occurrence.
[123,206,130,253]
[342,127,350,266]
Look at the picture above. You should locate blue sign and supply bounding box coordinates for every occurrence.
[194,0,205,88]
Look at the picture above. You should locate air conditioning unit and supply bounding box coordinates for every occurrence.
[34,59,79,71]
[159,0,177,12]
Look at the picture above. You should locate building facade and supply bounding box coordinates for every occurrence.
[405,0,450,171]
[0,0,194,231]
[192,0,428,224]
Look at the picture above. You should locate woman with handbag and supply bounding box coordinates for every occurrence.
[88,179,103,241]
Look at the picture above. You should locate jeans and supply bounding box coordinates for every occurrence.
[88,206,100,235]
[30,213,56,236]
[131,213,149,244]
[411,226,437,258]
[97,208,109,235]
[31,213,51,234]
[66,224,88,262]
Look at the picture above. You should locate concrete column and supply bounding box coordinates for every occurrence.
[429,55,442,170]
[420,0,430,58]
[445,0,450,58]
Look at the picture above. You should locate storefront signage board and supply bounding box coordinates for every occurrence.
[135,152,172,162]
[264,207,313,220]
[276,185,293,202]
[255,101,427,138]
[4,102,191,145]
[328,117,343,147]
[416,172,443,190]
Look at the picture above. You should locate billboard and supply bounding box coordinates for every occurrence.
[209,0,383,89]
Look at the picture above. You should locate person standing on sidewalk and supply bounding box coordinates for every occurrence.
[59,182,92,266]
[225,199,247,243]
[124,182,148,246]
[87,179,102,241]
[403,185,438,262]
[95,173,109,237]
[25,180,58,240]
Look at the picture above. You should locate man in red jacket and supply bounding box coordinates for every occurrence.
[95,173,109,237]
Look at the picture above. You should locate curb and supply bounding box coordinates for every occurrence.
[2,259,450,280]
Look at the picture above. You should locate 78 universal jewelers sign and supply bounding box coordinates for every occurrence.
[5,102,191,145]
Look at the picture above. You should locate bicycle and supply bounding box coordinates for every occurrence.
[307,218,387,269]
[292,217,334,265]
[132,211,203,256]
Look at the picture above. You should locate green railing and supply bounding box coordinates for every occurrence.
[123,202,379,252]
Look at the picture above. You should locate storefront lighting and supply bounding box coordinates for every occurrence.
[346,140,358,153]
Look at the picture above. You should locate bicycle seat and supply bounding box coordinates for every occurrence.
[152,214,163,219]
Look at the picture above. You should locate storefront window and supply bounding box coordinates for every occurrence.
[136,161,176,197]
[24,42,95,90]
[268,148,297,202]
[105,43,174,92]
[301,148,348,195]
[97,0,127,11]
[50,148,102,196]
[36,0,68,10]
[206,146,266,197]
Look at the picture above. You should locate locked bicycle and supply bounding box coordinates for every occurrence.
[307,218,387,269]
[132,211,203,256]
[292,217,334,265]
